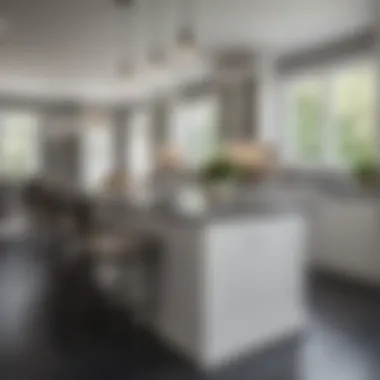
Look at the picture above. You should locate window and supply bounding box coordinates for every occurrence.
[291,79,325,162]
[0,111,40,180]
[81,117,114,192]
[170,97,219,169]
[334,66,376,165]
[284,61,376,167]
[127,110,153,182]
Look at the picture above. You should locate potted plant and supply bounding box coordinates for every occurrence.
[200,156,248,201]
[352,158,380,188]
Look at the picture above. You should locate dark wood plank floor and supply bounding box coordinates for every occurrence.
[0,214,380,379]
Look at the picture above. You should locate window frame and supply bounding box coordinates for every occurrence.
[281,54,377,171]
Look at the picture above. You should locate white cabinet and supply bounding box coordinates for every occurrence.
[315,197,380,284]
[147,213,307,369]
[203,216,306,366]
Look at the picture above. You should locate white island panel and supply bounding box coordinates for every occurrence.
[202,215,307,367]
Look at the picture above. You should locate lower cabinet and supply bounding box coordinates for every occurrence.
[314,197,380,284]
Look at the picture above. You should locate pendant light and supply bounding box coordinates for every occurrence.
[147,0,167,69]
[115,0,151,88]
[114,0,137,81]
[0,0,11,38]
[146,0,175,87]
[175,0,198,58]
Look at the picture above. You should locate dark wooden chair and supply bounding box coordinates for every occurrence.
[86,225,164,324]
[48,246,111,348]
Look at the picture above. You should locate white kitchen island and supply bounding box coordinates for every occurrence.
[146,207,308,369]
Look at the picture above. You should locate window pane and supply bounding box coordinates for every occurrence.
[293,80,325,162]
[192,100,219,166]
[128,111,153,181]
[171,98,219,169]
[0,112,40,179]
[334,65,375,164]
[82,124,114,192]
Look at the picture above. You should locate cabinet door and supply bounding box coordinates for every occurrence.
[317,198,380,283]
[203,216,306,364]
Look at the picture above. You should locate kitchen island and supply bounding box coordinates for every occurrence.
[33,180,309,369]
[143,201,308,368]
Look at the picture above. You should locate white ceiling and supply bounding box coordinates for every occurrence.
[0,0,374,102]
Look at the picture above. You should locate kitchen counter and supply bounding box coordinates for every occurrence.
[44,183,309,368]
[313,188,380,285]
[320,183,380,199]
[142,203,308,368]
[151,200,309,226]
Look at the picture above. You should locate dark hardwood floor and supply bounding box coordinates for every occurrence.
[0,213,380,379]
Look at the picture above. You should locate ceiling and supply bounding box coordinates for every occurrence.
[0,0,375,102]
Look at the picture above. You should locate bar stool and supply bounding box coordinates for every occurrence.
[48,244,107,346]
[46,197,108,345]
[87,227,164,325]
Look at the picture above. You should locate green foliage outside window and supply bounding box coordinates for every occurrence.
[292,64,375,166]
[295,82,324,162]
[335,67,375,165]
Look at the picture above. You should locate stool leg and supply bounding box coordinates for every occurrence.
[142,239,164,323]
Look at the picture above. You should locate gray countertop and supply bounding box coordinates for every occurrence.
[85,184,317,227]
[318,183,380,200]
[150,198,309,227]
